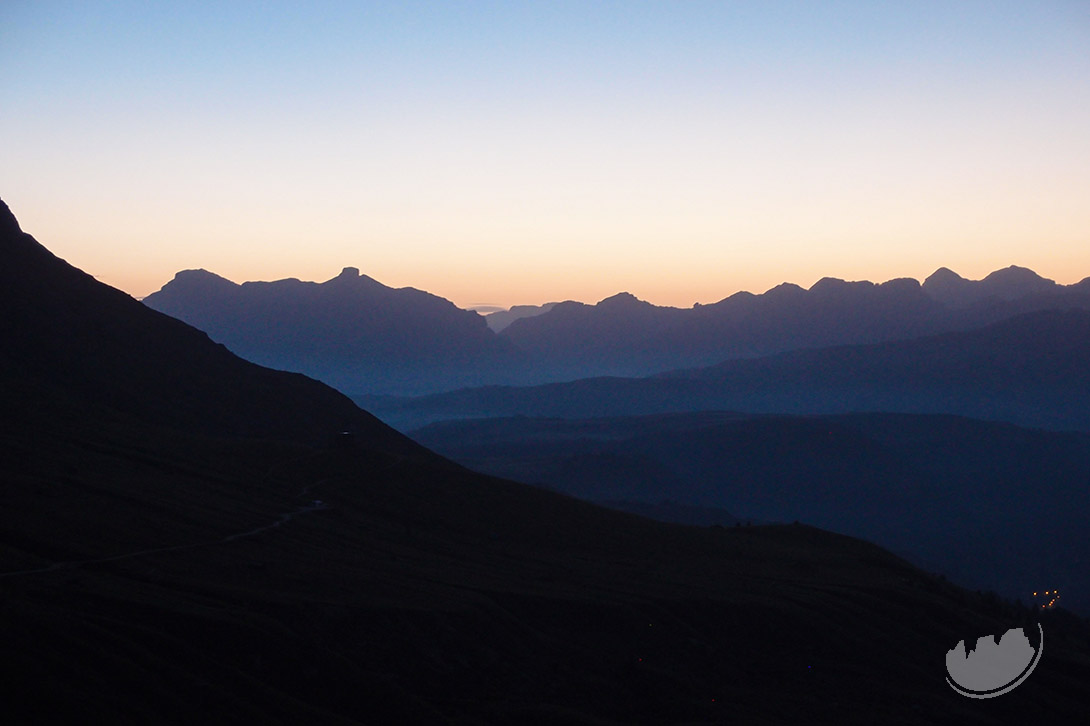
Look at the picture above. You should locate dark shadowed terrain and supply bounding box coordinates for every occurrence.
[5,198,1090,724]
[410,411,1090,614]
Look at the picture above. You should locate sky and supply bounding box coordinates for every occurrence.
[2,1,1089,309]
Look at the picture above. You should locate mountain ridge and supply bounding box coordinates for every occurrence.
[144,260,1090,394]
[145,263,523,396]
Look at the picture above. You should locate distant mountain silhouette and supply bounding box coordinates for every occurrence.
[493,268,1090,384]
[500,292,689,379]
[484,301,558,332]
[412,411,1090,611]
[144,262,1090,393]
[364,308,1090,432]
[144,266,523,395]
[922,265,1066,307]
[5,196,1090,722]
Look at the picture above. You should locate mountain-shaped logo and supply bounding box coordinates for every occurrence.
[946,623,1043,698]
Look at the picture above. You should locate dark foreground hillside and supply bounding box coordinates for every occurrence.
[3,199,1089,724]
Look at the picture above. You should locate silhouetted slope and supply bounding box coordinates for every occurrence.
[0,199,411,450]
[367,308,1090,432]
[145,265,521,396]
[412,411,1090,612]
[4,197,1090,723]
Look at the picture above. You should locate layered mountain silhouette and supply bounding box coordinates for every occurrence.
[493,268,1090,383]
[144,266,523,395]
[145,262,1090,395]
[365,308,1090,432]
[412,411,1090,612]
[7,196,1090,721]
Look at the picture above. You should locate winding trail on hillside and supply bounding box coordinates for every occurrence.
[0,494,330,580]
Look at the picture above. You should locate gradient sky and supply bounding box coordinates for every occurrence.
[2,1,1088,309]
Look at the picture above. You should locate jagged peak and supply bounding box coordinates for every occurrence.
[323,266,386,288]
[597,291,649,308]
[0,198,22,235]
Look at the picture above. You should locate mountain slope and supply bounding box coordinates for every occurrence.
[0,200,410,450]
[144,266,521,396]
[4,197,1090,723]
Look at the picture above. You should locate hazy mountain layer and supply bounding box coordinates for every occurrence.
[363,308,1090,432]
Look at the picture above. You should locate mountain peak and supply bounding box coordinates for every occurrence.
[163,268,238,292]
[980,265,1056,299]
[174,268,233,282]
[598,291,647,308]
[921,268,971,303]
[982,265,1049,284]
[764,282,805,297]
[809,277,872,295]
[338,266,360,279]
[923,267,966,285]
[923,265,1058,306]
[0,198,22,235]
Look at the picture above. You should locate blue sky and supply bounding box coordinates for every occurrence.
[3,1,1088,307]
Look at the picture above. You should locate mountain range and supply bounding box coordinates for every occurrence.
[497,267,1090,381]
[363,307,1090,433]
[8,197,1090,721]
[144,264,1090,395]
[144,266,523,395]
